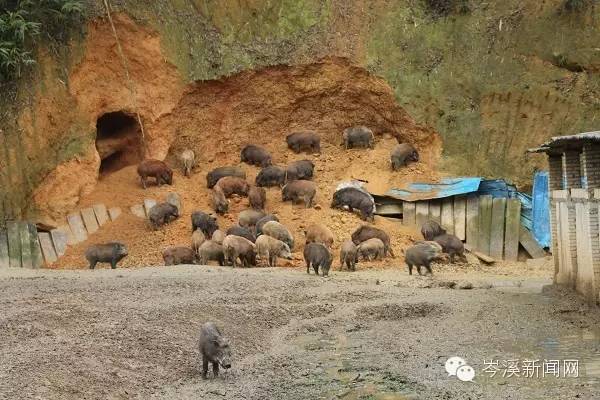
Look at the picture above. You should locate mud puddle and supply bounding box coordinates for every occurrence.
[295,333,421,399]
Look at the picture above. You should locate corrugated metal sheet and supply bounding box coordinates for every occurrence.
[384,177,483,201]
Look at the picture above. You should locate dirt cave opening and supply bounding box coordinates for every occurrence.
[96,111,143,176]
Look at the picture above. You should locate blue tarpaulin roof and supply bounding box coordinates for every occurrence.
[385,177,483,201]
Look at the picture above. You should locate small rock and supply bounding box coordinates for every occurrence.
[375,279,380,285]
[458,281,473,290]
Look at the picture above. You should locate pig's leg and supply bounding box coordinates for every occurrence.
[212,362,219,377]
[202,357,209,379]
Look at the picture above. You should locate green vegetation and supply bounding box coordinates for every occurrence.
[0,0,83,81]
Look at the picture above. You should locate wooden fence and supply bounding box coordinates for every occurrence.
[400,194,544,261]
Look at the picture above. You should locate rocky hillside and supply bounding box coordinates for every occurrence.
[0,0,598,223]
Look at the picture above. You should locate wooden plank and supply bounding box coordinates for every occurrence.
[50,228,68,257]
[67,213,88,244]
[402,202,416,226]
[38,232,58,264]
[519,226,547,259]
[19,222,33,269]
[6,221,21,268]
[466,195,479,250]
[130,204,146,218]
[108,207,122,221]
[144,199,157,216]
[416,201,429,229]
[490,198,506,259]
[428,200,441,224]
[58,224,76,245]
[81,207,99,234]
[29,224,43,269]
[374,203,403,215]
[441,198,454,235]
[504,198,521,261]
[478,195,493,255]
[453,196,467,240]
[464,244,495,264]
[0,230,9,268]
[556,202,571,285]
[92,204,109,226]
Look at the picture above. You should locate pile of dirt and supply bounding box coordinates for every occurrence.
[53,135,438,269]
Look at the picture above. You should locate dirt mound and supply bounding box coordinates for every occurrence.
[50,15,441,270]
[357,302,447,321]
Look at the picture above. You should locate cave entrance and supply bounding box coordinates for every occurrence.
[96,111,143,176]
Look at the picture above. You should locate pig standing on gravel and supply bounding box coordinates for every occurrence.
[390,143,419,171]
[238,209,267,230]
[180,149,195,177]
[137,159,173,189]
[304,223,334,248]
[282,180,316,208]
[286,131,321,154]
[405,241,443,275]
[206,166,246,188]
[351,225,394,257]
[342,126,374,149]
[340,240,358,271]
[222,235,256,267]
[211,186,229,214]
[433,233,466,263]
[148,202,179,230]
[304,242,332,277]
[241,144,272,167]
[421,220,446,241]
[198,240,225,265]
[214,176,250,197]
[162,246,197,265]
[198,322,232,379]
[85,242,128,269]
[191,211,219,237]
[255,235,292,268]
[255,214,279,236]
[255,165,286,187]
[285,160,315,181]
[262,220,294,250]
[248,186,266,210]
[331,188,375,221]
[356,238,385,261]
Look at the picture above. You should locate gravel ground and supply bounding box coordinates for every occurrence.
[1,265,599,399]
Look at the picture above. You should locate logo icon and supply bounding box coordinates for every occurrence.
[445,357,475,382]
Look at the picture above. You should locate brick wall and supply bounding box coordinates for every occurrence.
[582,145,600,189]
[564,151,582,189]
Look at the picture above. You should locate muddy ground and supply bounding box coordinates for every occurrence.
[1,262,600,400]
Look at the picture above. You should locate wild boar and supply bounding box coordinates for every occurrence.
[211,186,229,214]
[198,240,225,265]
[198,322,232,379]
[255,165,286,187]
[211,230,225,245]
[421,220,446,241]
[191,211,219,237]
[214,176,250,198]
[286,131,321,154]
[240,144,272,167]
[162,246,197,265]
[180,149,196,177]
[238,209,266,229]
[255,234,292,268]
[255,214,279,236]
[226,225,256,243]
[282,180,316,208]
[351,225,394,257]
[191,229,206,254]
[148,202,179,230]
[206,166,246,188]
[340,240,358,271]
[304,223,334,248]
[222,235,257,268]
[137,159,173,189]
[248,186,266,210]
[304,242,332,277]
[286,160,315,181]
[331,188,375,221]
[262,220,294,250]
[405,242,443,275]
[85,242,128,269]
[391,143,419,171]
[433,233,466,263]
[342,126,374,149]
[356,238,385,261]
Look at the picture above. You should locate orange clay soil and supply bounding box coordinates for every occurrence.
[53,134,439,270]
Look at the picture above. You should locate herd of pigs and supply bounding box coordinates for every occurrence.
[82,126,468,378]
[84,126,465,278]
